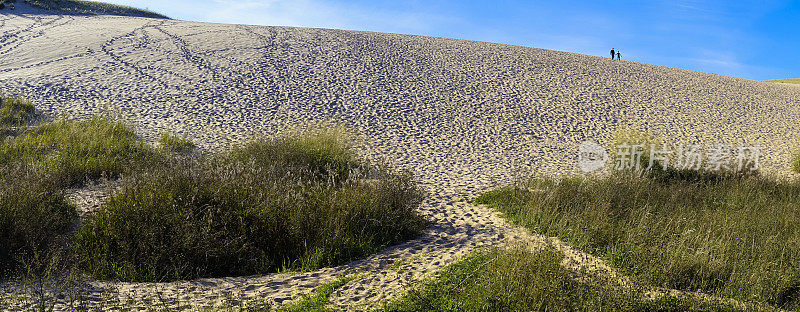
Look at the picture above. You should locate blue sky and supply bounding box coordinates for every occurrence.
[104,0,799,80]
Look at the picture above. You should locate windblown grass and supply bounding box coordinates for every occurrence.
[0,117,157,187]
[74,131,426,282]
[381,247,748,312]
[22,0,168,18]
[475,174,800,310]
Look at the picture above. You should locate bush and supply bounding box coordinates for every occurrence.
[75,134,426,282]
[792,139,800,173]
[476,175,800,310]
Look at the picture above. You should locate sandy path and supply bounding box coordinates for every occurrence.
[2,5,800,310]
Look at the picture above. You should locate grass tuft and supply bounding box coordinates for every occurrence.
[277,276,353,312]
[0,166,76,278]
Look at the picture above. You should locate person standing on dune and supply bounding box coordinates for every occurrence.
[610,48,615,59]
[617,51,621,60]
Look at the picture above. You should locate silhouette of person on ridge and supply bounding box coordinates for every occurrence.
[617,51,621,60]
[610,48,615,59]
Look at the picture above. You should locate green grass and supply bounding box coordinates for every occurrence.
[74,132,426,282]
[792,137,800,173]
[20,0,168,18]
[475,175,800,310]
[381,247,749,312]
[276,276,353,312]
[0,99,423,288]
[0,117,158,187]
[159,132,196,153]
[1,112,147,277]
[766,78,800,85]
[0,167,76,278]
[0,96,36,136]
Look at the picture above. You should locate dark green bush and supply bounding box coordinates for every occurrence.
[75,135,426,282]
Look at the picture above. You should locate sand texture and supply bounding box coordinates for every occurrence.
[2,4,800,310]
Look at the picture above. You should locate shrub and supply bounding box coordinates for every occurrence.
[74,134,426,282]
[609,125,663,172]
[792,138,800,173]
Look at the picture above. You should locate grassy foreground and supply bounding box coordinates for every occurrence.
[475,175,800,310]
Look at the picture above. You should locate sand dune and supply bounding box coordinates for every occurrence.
[2,6,800,310]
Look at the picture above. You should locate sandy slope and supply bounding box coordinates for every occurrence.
[2,5,800,310]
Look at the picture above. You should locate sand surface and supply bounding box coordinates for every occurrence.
[2,4,800,310]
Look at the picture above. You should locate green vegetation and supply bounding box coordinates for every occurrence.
[0,96,36,135]
[1,100,133,277]
[475,174,800,310]
[610,125,663,171]
[766,78,800,85]
[1,97,423,294]
[0,117,156,187]
[277,276,353,312]
[159,132,196,153]
[793,137,800,173]
[75,130,426,282]
[19,0,168,18]
[0,168,76,278]
[381,247,749,312]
